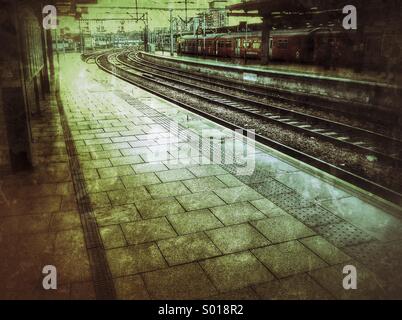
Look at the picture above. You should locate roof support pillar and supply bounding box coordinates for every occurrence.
[261,17,272,64]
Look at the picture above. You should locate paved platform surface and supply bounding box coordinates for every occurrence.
[1,53,402,300]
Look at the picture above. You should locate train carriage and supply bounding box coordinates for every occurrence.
[178,32,262,59]
[269,29,315,63]
[178,27,399,70]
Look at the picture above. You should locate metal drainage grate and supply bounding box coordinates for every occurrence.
[316,222,374,248]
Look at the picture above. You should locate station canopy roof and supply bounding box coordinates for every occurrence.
[226,0,385,16]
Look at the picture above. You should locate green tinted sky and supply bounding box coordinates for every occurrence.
[59,0,261,33]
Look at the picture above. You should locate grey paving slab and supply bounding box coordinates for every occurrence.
[252,241,327,278]
[120,147,150,157]
[156,168,196,183]
[167,209,224,235]
[300,236,352,265]
[183,176,226,193]
[110,156,144,166]
[121,217,176,245]
[132,162,168,174]
[147,181,191,199]
[188,165,228,177]
[106,243,167,277]
[206,223,270,254]
[214,186,264,204]
[250,198,289,217]
[89,192,111,209]
[210,287,260,300]
[121,173,161,188]
[98,165,135,179]
[100,225,127,249]
[158,232,221,265]
[0,214,52,235]
[143,263,217,299]
[81,159,112,169]
[210,202,266,225]
[87,177,125,193]
[216,174,245,187]
[135,197,185,219]
[108,187,151,206]
[251,216,316,243]
[94,204,141,226]
[163,158,203,170]
[50,211,82,232]
[141,151,172,163]
[114,275,150,300]
[253,274,333,300]
[176,192,225,211]
[90,150,122,160]
[102,142,131,151]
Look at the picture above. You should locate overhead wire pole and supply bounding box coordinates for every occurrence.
[78,19,83,53]
[170,9,174,56]
[203,12,206,57]
[185,0,188,28]
[77,2,206,52]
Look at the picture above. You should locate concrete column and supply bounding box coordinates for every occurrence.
[1,87,33,171]
[46,29,55,76]
[0,0,33,172]
[33,75,41,114]
[261,17,272,65]
[40,26,50,94]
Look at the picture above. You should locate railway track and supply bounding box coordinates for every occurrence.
[95,51,402,206]
[119,52,402,167]
[131,52,399,128]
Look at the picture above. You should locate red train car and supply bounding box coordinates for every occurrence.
[177,32,262,59]
[178,28,370,68]
[269,28,357,65]
[269,29,315,63]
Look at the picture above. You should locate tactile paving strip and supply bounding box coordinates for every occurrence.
[343,241,384,266]
[236,168,276,184]
[316,222,374,248]
[269,192,315,211]
[345,241,402,272]
[290,206,343,228]
[250,179,294,197]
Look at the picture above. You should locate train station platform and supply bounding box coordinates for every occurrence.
[1,53,402,300]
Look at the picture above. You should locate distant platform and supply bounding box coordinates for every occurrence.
[153,51,401,88]
[144,51,402,116]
